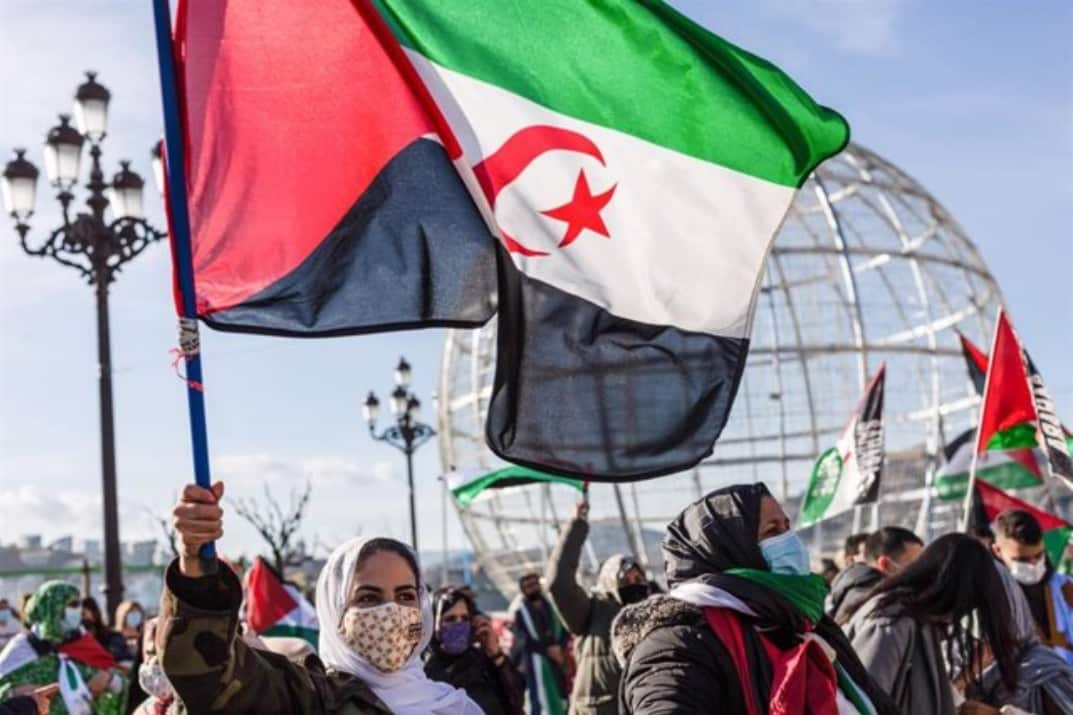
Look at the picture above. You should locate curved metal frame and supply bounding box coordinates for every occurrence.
[436,142,1006,596]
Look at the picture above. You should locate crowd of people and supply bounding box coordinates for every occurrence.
[2,480,1073,714]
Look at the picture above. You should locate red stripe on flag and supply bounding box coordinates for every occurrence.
[179,0,446,315]
[245,557,298,634]
[976,479,1069,532]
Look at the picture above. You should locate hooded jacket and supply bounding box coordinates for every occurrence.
[843,593,955,715]
[826,563,883,625]
[545,517,632,715]
[611,483,899,715]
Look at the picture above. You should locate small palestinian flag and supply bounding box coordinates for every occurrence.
[245,557,318,647]
[935,428,1043,500]
[973,480,1073,567]
[448,466,585,508]
[976,310,1073,489]
[800,365,885,526]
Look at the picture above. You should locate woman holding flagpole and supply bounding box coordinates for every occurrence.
[162,481,481,714]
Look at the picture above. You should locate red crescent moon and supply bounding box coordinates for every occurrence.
[472,125,606,256]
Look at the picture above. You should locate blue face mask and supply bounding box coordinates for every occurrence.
[759,530,811,575]
[438,621,472,656]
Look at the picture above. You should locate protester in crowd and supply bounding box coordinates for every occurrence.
[0,600,24,651]
[0,581,125,714]
[130,618,174,715]
[510,572,569,715]
[15,598,31,631]
[974,521,996,551]
[990,508,1073,665]
[80,597,132,665]
[820,558,839,586]
[424,587,524,715]
[828,526,924,625]
[546,500,647,715]
[163,481,481,714]
[0,684,57,715]
[845,533,1020,714]
[967,563,1073,714]
[842,532,870,568]
[612,483,899,715]
[113,602,144,659]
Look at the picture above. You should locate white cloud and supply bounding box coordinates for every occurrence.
[0,485,158,546]
[213,453,396,488]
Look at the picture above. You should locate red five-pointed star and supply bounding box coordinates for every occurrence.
[540,169,617,248]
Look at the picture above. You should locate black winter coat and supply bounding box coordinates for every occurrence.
[612,595,753,715]
[612,483,900,715]
[425,646,525,715]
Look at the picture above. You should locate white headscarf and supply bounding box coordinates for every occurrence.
[315,536,481,715]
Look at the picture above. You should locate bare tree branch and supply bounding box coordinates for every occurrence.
[231,480,313,573]
[144,506,179,560]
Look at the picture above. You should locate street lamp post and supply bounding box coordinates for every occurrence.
[1,72,166,623]
[364,357,436,552]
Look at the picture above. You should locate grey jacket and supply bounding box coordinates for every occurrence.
[844,594,956,715]
[546,518,626,715]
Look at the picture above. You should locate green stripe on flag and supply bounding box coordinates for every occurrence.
[935,463,1043,501]
[262,624,319,648]
[985,422,1038,451]
[1044,526,1073,568]
[374,0,848,187]
[451,466,585,507]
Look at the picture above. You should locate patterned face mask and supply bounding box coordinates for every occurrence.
[340,601,423,672]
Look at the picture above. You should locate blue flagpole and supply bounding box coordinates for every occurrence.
[151,0,216,563]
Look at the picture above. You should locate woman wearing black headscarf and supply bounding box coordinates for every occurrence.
[611,483,900,715]
[424,588,525,715]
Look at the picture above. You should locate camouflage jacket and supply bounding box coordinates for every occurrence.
[158,560,390,714]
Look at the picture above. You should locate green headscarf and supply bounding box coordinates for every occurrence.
[26,580,80,642]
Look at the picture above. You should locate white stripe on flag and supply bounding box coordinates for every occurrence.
[407,51,794,339]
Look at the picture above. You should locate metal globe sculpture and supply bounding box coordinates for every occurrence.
[437,143,1003,597]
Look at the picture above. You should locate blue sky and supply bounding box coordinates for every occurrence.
[0,1,1070,559]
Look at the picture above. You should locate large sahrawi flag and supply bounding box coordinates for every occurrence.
[800,365,885,526]
[175,1,496,335]
[374,0,850,479]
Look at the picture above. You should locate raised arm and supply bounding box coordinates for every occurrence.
[160,483,323,714]
[545,502,594,635]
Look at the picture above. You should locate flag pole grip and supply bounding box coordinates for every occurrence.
[152,0,217,572]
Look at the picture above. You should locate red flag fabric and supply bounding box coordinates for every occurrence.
[975,310,1037,454]
[173,0,496,335]
[245,557,298,634]
[56,631,116,671]
[975,479,1068,532]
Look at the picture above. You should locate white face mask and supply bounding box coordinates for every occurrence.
[126,610,143,628]
[63,606,83,631]
[138,657,173,700]
[1008,558,1047,585]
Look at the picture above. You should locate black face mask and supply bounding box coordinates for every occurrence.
[618,583,649,605]
[525,590,543,603]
